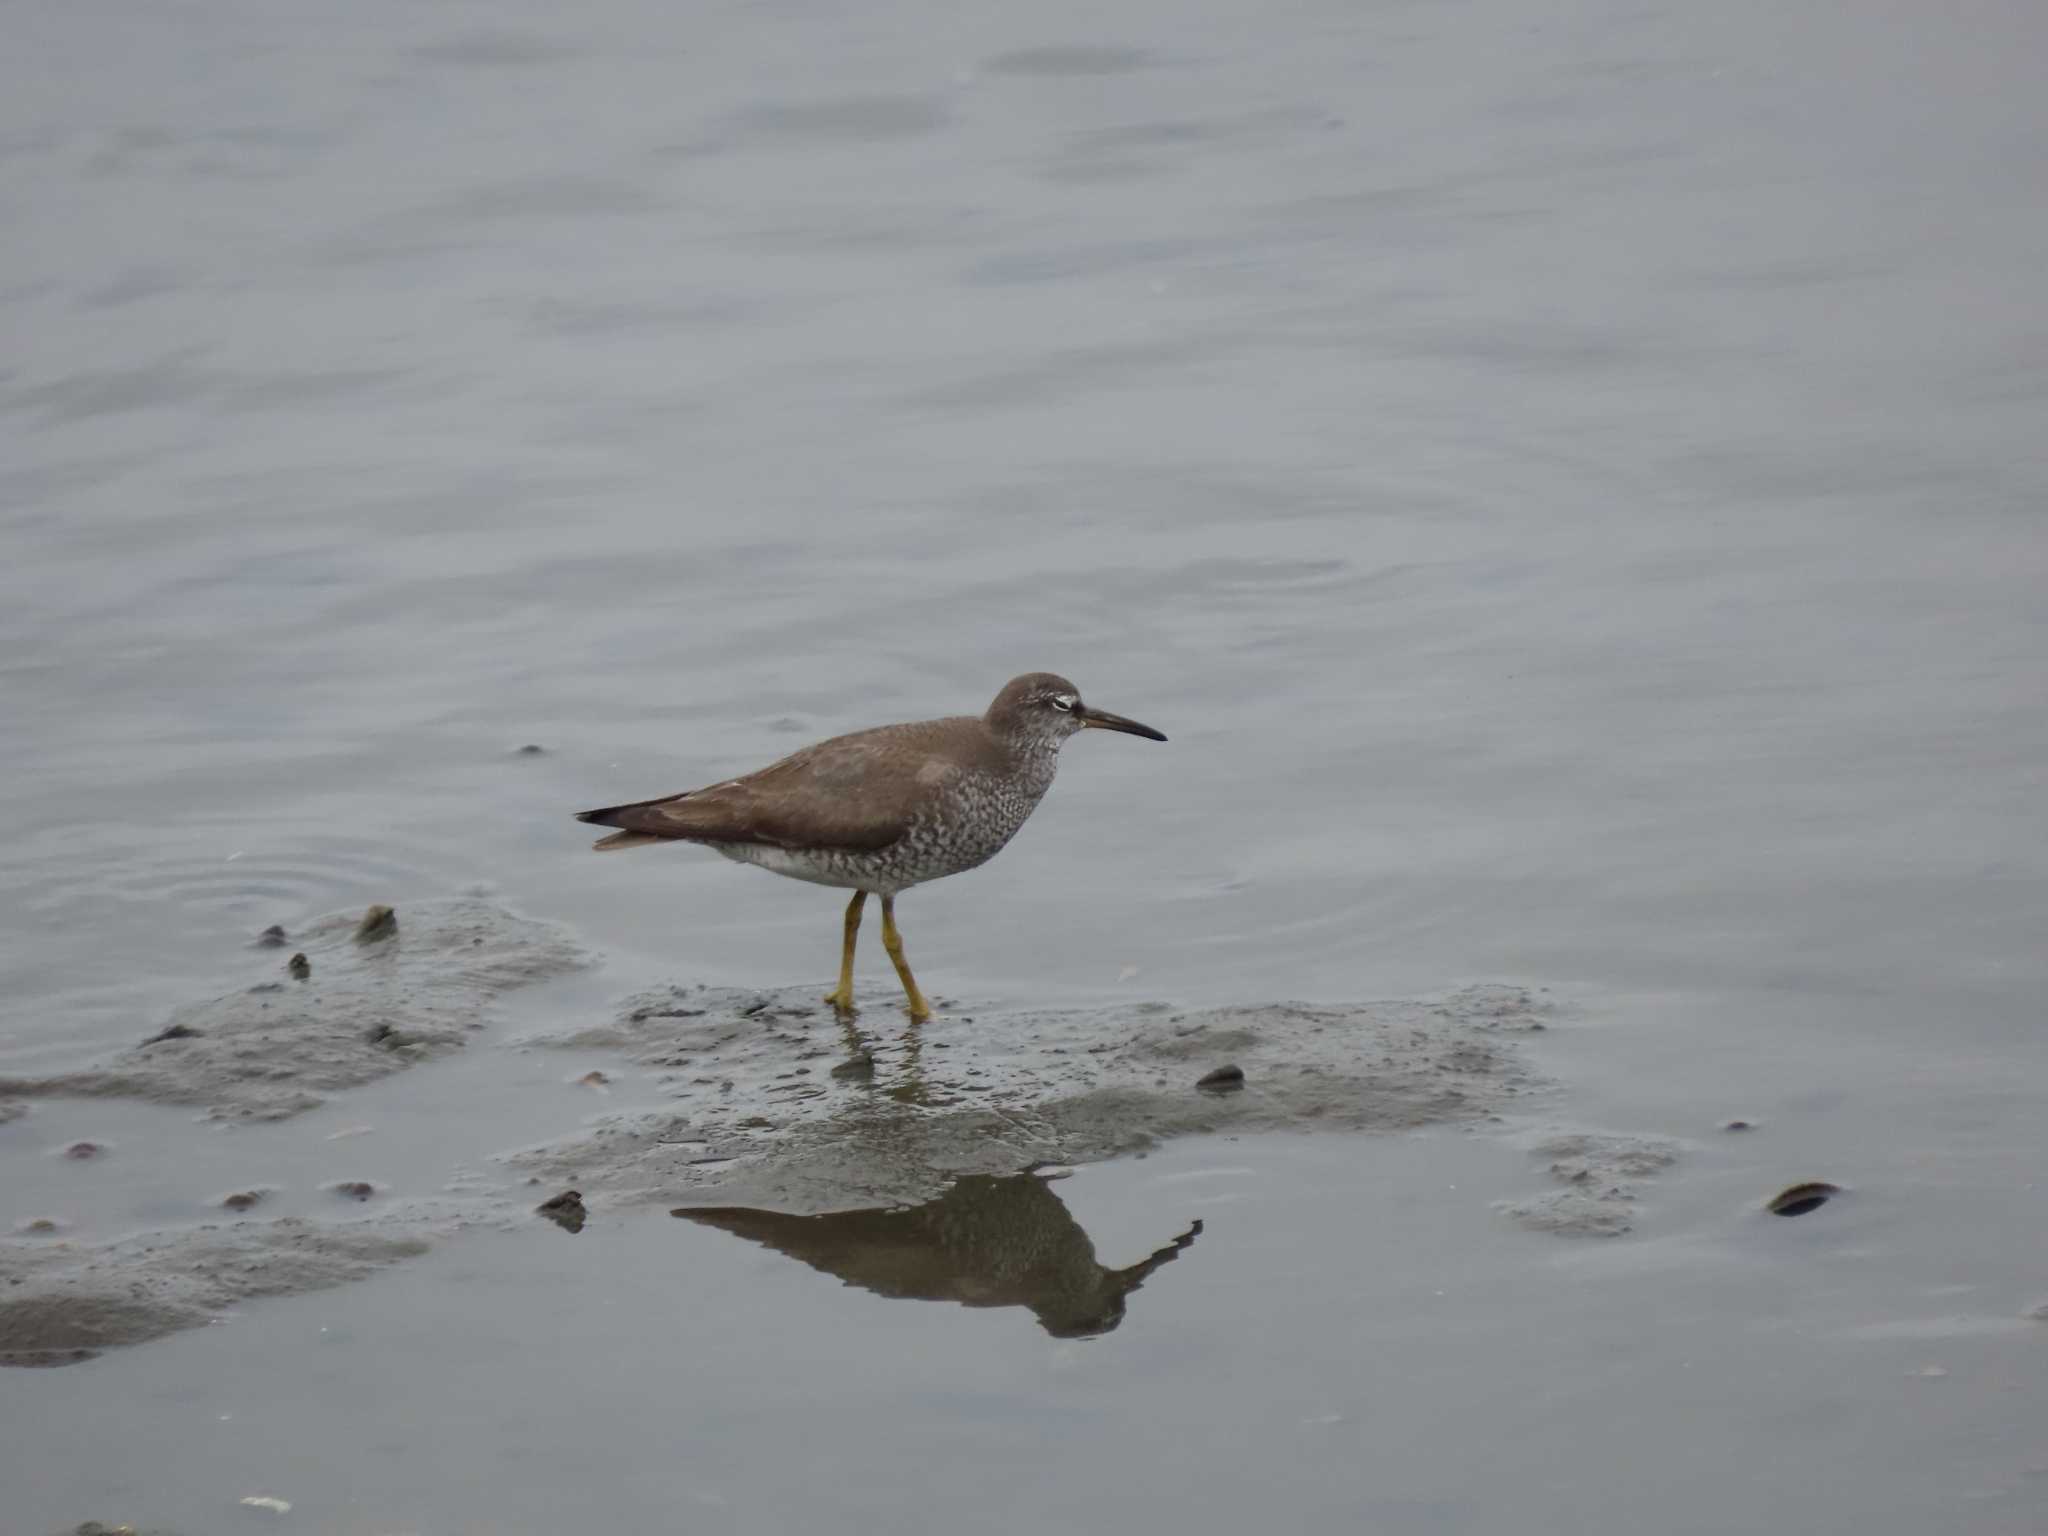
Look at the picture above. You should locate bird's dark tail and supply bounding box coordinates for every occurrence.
[576,795,688,851]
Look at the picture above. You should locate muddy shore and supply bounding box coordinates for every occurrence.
[0,907,1653,1367]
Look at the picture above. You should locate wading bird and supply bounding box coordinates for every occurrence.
[576,673,1165,1021]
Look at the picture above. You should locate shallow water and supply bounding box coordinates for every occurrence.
[5,0,2047,1529]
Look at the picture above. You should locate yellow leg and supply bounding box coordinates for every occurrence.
[823,891,866,1014]
[879,894,933,1023]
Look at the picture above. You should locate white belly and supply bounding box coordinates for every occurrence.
[710,842,883,891]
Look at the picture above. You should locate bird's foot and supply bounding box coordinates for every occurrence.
[823,988,858,1016]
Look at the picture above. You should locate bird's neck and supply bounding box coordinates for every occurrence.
[996,730,1063,791]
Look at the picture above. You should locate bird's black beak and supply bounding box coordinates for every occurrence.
[1077,705,1167,742]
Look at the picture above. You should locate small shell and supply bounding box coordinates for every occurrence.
[1767,1181,1841,1217]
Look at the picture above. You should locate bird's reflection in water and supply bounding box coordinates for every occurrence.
[674,1173,1202,1338]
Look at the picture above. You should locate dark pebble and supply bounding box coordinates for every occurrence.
[1767,1181,1841,1217]
[1721,1119,1754,1132]
[222,1190,266,1212]
[355,904,397,942]
[256,924,289,947]
[1196,1064,1246,1092]
[288,952,311,981]
[516,743,546,755]
[537,1189,586,1233]
[142,1022,202,1045]
[63,1141,105,1161]
[330,1181,377,1202]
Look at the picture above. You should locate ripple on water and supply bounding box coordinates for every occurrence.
[11,824,454,929]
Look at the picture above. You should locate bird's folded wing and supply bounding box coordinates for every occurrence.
[576,727,931,852]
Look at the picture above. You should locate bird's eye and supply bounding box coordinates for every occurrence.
[1050,696,1075,712]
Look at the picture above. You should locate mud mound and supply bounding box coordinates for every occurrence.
[0,900,585,1122]
[0,1219,431,1366]
[511,983,1555,1212]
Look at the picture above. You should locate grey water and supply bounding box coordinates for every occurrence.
[5,0,2048,1531]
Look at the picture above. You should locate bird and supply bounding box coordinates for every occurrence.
[575,672,1166,1023]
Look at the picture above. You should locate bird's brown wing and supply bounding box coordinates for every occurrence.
[576,718,977,852]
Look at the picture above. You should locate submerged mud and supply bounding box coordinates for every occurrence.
[0,900,585,1365]
[0,1219,431,1367]
[510,982,1556,1212]
[0,900,585,1122]
[1496,1131,1683,1237]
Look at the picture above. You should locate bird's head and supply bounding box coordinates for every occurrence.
[985,672,1168,749]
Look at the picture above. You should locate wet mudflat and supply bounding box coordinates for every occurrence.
[6,0,2048,1530]
[0,960,1559,1365]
